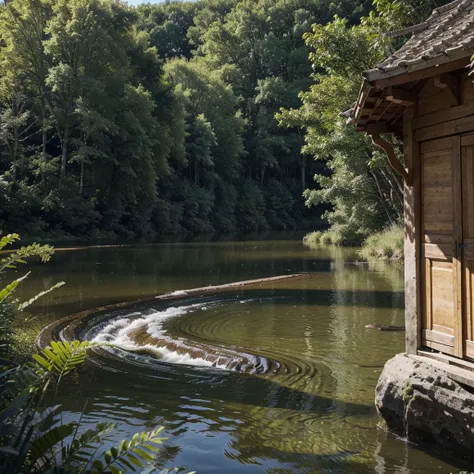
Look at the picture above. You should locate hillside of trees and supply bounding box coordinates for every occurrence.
[0,0,451,242]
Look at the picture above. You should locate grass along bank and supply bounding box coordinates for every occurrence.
[303,230,345,247]
[304,225,404,262]
[359,226,403,261]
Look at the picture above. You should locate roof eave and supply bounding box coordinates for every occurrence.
[352,79,372,125]
[364,46,474,88]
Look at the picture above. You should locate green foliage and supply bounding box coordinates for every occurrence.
[0,241,192,473]
[0,235,60,297]
[0,0,435,241]
[0,341,186,474]
[0,234,64,363]
[0,0,347,240]
[278,10,406,245]
[264,179,296,230]
[0,0,438,241]
[359,225,404,261]
[235,180,268,233]
[303,230,343,247]
[92,427,166,473]
[0,274,28,304]
[364,0,453,44]
[0,235,54,272]
[33,341,92,378]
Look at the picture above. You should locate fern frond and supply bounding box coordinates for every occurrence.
[33,340,92,378]
[18,282,65,311]
[29,423,76,466]
[11,363,47,396]
[92,427,167,474]
[65,422,117,465]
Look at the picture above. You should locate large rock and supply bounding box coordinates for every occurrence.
[376,353,474,460]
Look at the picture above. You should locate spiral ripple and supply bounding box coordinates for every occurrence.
[39,292,332,395]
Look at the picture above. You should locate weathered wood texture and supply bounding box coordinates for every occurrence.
[414,72,474,360]
[403,107,421,354]
[415,74,474,142]
[372,56,472,90]
[453,136,463,357]
[420,137,461,356]
[418,77,460,117]
[462,137,474,360]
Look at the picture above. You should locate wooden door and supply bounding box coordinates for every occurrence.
[461,134,474,359]
[421,136,463,357]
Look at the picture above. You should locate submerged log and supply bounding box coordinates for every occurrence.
[37,273,313,350]
[156,273,311,301]
[365,324,405,331]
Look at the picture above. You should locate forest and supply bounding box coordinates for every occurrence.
[0,0,452,242]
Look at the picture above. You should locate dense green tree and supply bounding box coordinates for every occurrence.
[187,0,238,54]
[165,58,244,178]
[200,0,371,196]
[0,0,431,242]
[163,57,245,234]
[135,1,199,60]
[278,16,402,244]
[0,0,52,185]
[0,0,176,239]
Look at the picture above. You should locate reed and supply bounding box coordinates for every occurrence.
[358,225,404,262]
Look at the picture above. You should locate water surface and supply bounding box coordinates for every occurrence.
[23,239,466,473]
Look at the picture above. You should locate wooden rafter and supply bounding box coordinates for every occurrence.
[382,87,416,107]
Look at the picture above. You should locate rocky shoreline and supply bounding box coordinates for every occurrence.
[376,353,474,462]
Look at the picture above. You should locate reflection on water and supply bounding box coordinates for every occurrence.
[23,240,465,473]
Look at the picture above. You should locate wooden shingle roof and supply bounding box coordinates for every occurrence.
[366,0,474,83]
[351,0,474,132]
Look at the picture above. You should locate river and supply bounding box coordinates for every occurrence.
[22,238,465,473]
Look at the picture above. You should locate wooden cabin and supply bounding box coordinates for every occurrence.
[351,0,474,364]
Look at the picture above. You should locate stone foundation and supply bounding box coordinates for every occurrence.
[376,353,474,461]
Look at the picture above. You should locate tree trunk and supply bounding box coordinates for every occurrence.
[12,101,19,183]
[79,160,84,196]
[60,130,69,182]
[301,155,306,194]
[41,95,47,188]
[370,170,395,225]
[380,168,403,216]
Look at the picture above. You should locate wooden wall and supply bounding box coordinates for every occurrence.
[405,68,474,359]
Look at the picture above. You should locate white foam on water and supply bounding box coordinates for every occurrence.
[167,290,188,296]
[91,303,228,369]
[239,299,255,304]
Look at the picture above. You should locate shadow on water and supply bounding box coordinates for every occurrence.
[229,288,404,309]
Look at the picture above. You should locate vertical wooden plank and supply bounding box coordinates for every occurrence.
[404,106,421,355]
[453,135,463,357]
[461,141,474,358]
[463,143,473,352]
[463,145,474,238]
[425,259,432,334]
[466,264,472,343]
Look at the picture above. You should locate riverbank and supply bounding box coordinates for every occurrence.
[303,225,404,262]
